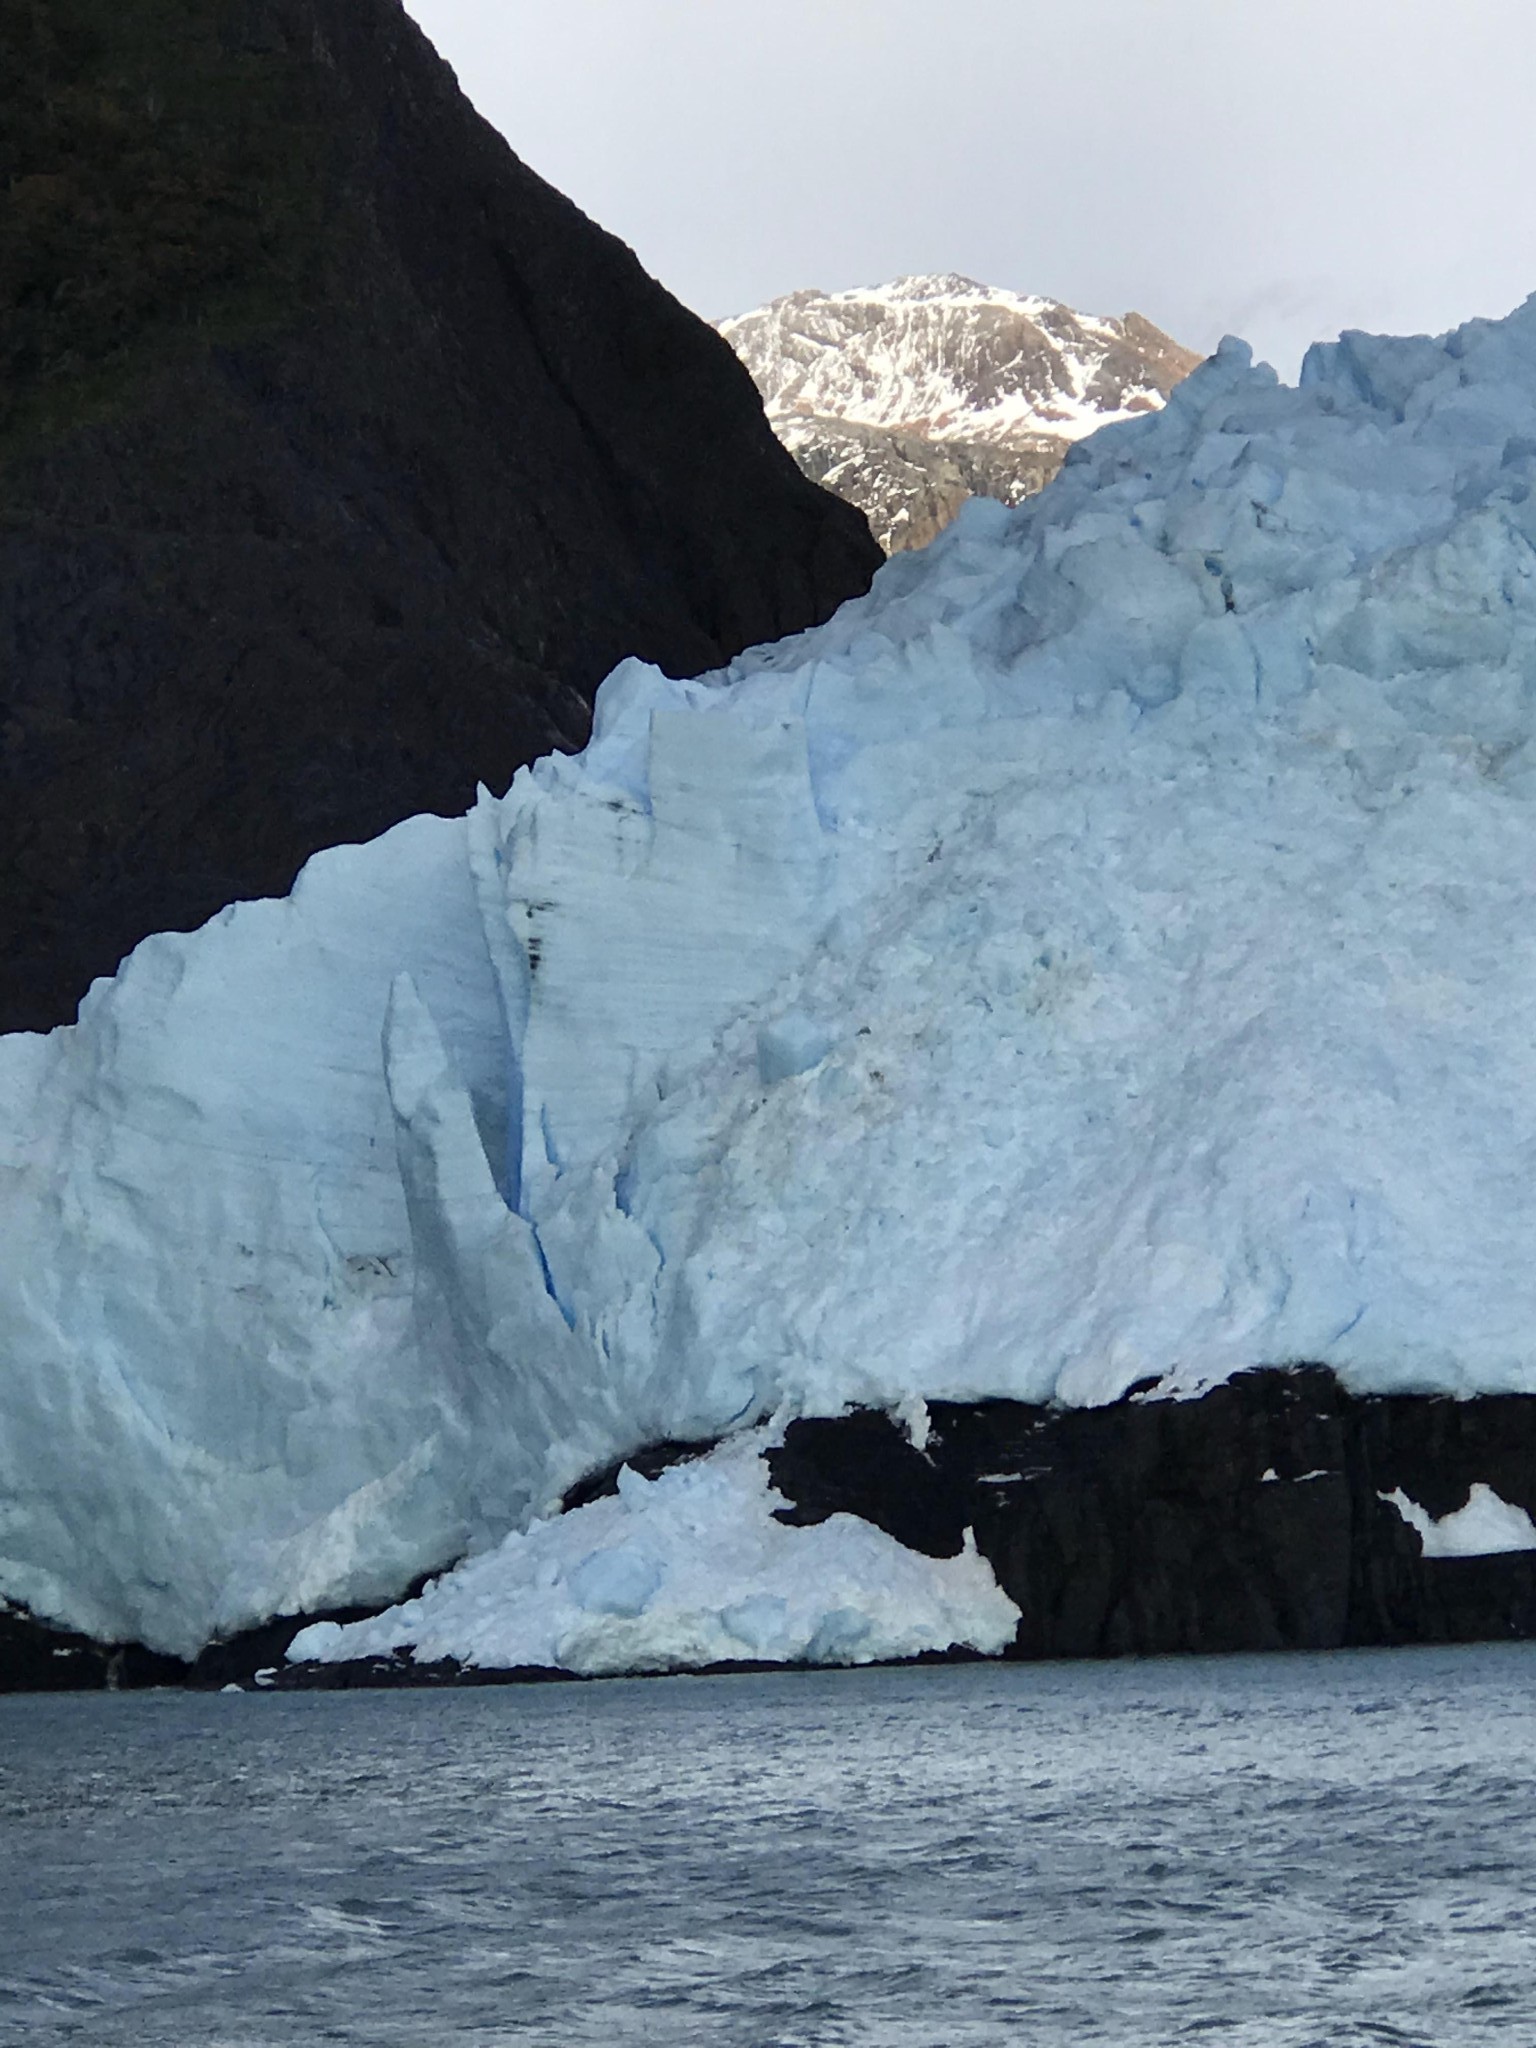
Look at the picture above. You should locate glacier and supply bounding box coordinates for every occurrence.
[8,297,1536,1656]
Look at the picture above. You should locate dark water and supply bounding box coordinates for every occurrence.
[1,1646,1534,2046]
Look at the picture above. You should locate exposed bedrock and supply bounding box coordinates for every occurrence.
[0,1571,445,1692]
[9,1369,1535,1687]
[768,1369,1536,1660]
[0,0,879,1032]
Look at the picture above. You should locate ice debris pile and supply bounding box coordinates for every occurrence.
[7,298,1536,1656]
[288,1432,1018,1676]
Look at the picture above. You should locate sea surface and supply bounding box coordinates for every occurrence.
[1,1645,1533,2045]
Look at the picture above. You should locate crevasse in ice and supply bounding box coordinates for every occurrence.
[7,300,1536,1654]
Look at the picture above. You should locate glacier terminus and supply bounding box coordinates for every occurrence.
[8,299,1536,1664]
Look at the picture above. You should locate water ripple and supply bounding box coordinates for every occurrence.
[0,1644,1533,2044]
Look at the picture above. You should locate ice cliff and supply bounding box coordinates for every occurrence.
[8,297,1536,1657]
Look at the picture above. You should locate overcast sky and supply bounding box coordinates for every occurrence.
[404,0,1536,379]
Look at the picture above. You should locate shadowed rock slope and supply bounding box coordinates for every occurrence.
[769,1373,1536,1659]
[0,0,880,1033]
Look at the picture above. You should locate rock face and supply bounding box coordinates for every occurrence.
[0,0,880,1033]
[721,276,1200,549]
[779,416,1068,558]
[0,1585,442,1692]
[769,1371,1536,1659]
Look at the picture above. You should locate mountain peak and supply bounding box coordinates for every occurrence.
[721,277,1201,550]
[876,272,993,302]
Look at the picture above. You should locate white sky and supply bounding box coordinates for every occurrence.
[404,0,1536,379]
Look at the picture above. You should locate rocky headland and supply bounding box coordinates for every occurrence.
[1,0,879,1032]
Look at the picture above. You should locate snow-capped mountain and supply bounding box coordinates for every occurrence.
[7,295,1536,1667]
[721,274,1201,548]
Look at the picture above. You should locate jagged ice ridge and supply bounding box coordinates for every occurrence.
[7,300,1536,1656]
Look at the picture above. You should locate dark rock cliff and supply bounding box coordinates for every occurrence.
[769,1370,1536,1659]
[0,0,881,1033]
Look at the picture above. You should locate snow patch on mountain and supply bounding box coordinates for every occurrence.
[722,275,1200,548]
[722,274,1192,444]
[6,297,1536,1654]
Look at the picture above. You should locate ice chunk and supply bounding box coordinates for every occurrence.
[568,1547,662,1618]
[896,1395,933,1453]
[721,1594,790,1654]
[1380,1484,1536,1558]
[757,1012,832,1085]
